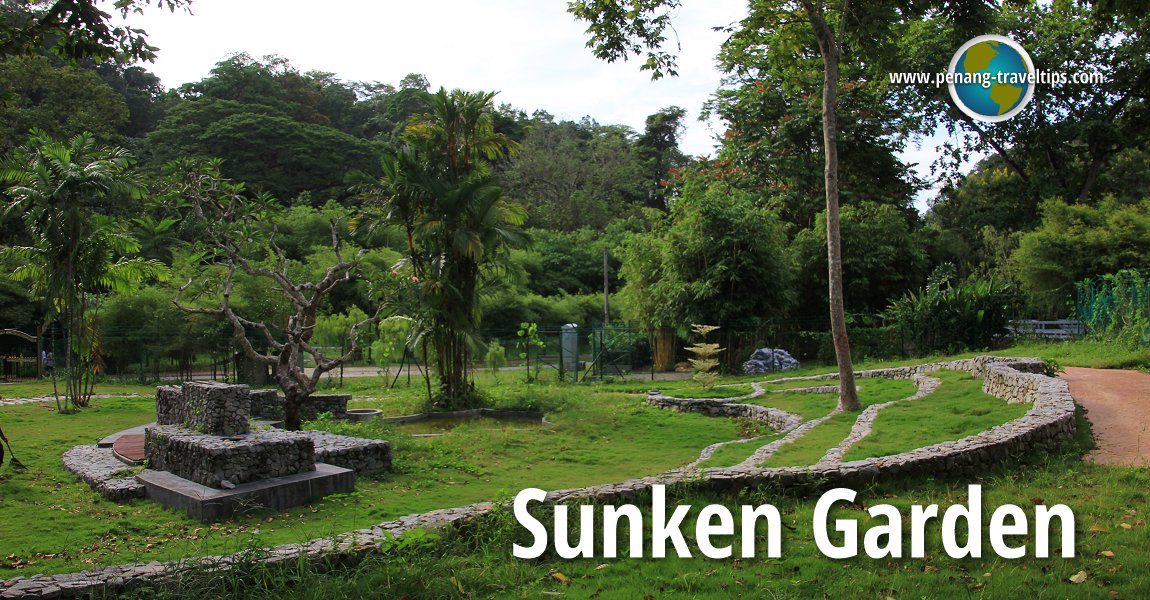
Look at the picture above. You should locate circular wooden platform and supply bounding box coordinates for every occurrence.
[111,433,146,466]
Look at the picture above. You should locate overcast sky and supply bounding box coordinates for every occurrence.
[123,0,946,210]
[124,0,748,157]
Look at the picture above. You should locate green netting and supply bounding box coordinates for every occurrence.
[1076,269,1150,346]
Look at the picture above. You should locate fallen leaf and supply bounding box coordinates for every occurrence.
[1109,591,1120,598]
[1101,550,1116,558]
[1029,497,1044,504]
[643,595,655,600]
[594,564,609,570]
[1120,523,1133,530]
[1089,526,1109,533]
[923,565,939,573]
[550,571,570,585]
[1069,570,1088,584]
[450,576,464,595]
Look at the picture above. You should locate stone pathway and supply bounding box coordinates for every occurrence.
[0,393,141,407]
[1062,366,1150,466]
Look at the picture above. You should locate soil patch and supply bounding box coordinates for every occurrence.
[1062,366,1150,466]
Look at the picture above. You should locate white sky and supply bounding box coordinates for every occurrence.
[122,0,947,211]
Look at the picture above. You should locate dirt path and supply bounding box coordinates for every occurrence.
[1062,367,1150,466]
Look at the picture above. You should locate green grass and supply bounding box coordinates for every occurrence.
[659,384,755,399]
[760,378,919,468]
[756,378,834,391]
[1,337,1142,587]
[0,380,156,401]
[745,392,838,420]
[843,370,1032,461]
[695,432,784,468]
[996,339,1150,370]
[117,411,1150,600]
[0,385,741,578]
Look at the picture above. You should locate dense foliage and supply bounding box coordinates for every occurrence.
[0,0,1148,388]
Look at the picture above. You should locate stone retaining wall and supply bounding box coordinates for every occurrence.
[644,394,803,433]
[144,426,315,488]
[305,431,391,474]
[248,392,350,422]
[2,356,1075,599]
[301,395,350,421]
[155,382,250,436]
[248,389,281,420]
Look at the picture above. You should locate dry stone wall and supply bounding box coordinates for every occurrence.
[5,356,1075,599]
[155,382,251,436]
[248,392,350,422]
[248,389,281,420]
[144,426,315,488]
[305,431,391,474]
[301,395,350,421]
[645,394,803,433]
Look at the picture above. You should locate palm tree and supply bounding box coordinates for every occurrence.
[416,173,527,407]
[357,90,527,410]
[1,131,164,411]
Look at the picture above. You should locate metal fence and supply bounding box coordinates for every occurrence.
[2,308,1050,384]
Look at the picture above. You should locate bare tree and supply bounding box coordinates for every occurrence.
[172,161,383,430]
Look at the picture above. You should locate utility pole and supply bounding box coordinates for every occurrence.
[602,248,610,325]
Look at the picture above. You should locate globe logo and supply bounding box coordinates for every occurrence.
[948,35,1035,123]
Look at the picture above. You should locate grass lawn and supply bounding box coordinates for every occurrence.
[0,385,741,578]
[0,380,156,401]
[744,391,838,421]
[657,384,756,399]
[0,338,1142,588]
[126,411,1150,600]
[695,432,784,469]
[845,370,1033,461]
[760,378,920,468]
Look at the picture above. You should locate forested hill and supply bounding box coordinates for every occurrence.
[1,0,1148,372]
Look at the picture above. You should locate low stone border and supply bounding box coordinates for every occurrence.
[779,385,840,394]
[645,393,803,433]
[61,446,145,502]
[816,374,941,467]
[3,356,1073,599]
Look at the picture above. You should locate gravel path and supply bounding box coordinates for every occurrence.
[1062,366,1150,466]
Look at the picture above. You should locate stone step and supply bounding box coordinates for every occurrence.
[135,463,354,521]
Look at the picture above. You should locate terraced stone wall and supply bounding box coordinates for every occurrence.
[155,382,251,436]
[144,426,315,488]
[248,392,350,422]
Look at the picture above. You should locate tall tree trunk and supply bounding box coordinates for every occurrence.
[806,0,860,412]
